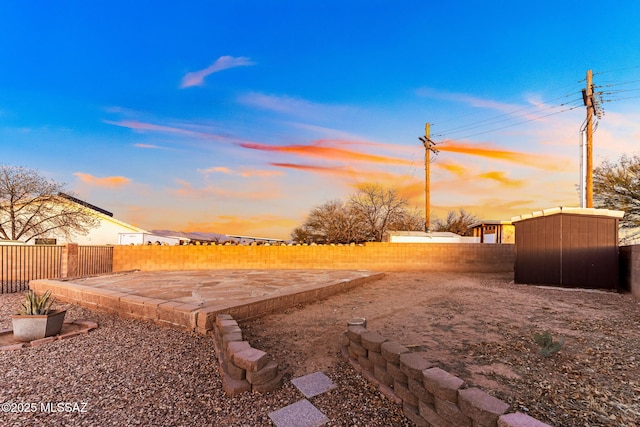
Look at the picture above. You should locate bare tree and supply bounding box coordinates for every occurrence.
[593,154,640,242]
[292,184,423,243]
[349,183,412,242]
[0,165,99,242]
[292,200,369,244]
[388,205,426,233]
[433,209,478,236]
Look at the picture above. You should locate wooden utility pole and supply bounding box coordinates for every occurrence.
[419,123,438,231]
[584,69,594,208]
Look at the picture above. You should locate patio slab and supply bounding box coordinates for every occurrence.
[268,399,329,427]
[29,270,383,333]
[291,372,337,398]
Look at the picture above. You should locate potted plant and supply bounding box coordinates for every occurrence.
[12,290,67,342]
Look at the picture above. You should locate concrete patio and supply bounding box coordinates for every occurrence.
[29,270,384,335]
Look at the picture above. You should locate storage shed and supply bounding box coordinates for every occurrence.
[511,207,624,290]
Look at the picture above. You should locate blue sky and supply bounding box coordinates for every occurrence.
[1,1,639,238]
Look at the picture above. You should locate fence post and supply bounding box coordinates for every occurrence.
[62,243,79,278]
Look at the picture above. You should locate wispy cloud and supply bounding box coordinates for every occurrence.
[74,172,131,188]
[237,92,357,121]
[198,166,285,178]
[134,143,166,149]
[417,87,528,113]
[270,162,403,183]
[169,179,280,200]
[438,140,569,170]
[241,140,413,165]
[477,171,526,188]
[436,160,468,177]
[180,55,255,88]
[104,119,248,144]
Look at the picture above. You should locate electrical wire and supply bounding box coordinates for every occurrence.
[432,90,583,137]
[424,67,638,142]
[439,104,583,141]
[432,98,583,140]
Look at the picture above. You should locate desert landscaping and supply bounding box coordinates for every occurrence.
[1,271,639,426]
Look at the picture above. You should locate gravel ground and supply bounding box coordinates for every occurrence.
[0,291,409,427]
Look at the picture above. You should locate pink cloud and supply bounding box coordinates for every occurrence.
[241,140,413,166]
[74,172,131,188]
[180,56,255,88]
[134,143,165,149]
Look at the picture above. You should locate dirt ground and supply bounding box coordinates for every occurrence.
[241,271,640,427]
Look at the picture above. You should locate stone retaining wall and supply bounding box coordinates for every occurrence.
[342,324,551,427]
[212,314,283,396]
[29,273,383,335]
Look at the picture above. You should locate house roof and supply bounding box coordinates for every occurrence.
[59,193,148,233]
[59,193,113,217]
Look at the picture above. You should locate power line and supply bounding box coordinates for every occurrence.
[429,86,583,139]
[424,67,637,142]
[434,94,583,137]
[439,104,583,141]
[433,98,583,139]
[594,64,640,75]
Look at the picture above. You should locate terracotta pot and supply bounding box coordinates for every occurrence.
[11,310,67,342]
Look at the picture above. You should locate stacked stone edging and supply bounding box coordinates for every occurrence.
[212,314,283,396]
[341,324,551,427]
[30,273,384,336]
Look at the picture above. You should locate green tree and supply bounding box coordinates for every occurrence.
[0,165,99,242]
[593,154,640,241]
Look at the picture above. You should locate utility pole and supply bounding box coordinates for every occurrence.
[419,123,438,232]
[583,69,594,208]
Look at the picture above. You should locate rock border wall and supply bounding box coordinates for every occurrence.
[212,314,283,396]
[342,324,552,427]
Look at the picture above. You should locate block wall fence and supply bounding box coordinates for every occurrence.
[112,243,516,273]
[618,245,640,300]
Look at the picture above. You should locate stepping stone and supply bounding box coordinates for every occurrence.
[291,372,336,398]
[268,399,329,427]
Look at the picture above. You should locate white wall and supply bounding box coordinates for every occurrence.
[34,214,146,246]
[118,233,183,245]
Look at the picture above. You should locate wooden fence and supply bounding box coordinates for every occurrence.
[0,244,113,293]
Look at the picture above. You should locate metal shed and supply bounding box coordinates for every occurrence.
[511,207,624,290]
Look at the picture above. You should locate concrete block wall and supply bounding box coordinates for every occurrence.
[211,314,283,396]
[112,243,515,273]
[342,325,551,427]
[619,245,640,300]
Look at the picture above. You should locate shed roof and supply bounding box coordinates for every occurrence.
[511,206,624,223]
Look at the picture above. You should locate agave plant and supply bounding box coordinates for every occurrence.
[17,290,57,315]
[533,330,565,358]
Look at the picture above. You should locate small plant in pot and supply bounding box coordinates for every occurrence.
[12,290,67,342]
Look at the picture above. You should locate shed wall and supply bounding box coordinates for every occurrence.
[515,213,619,289]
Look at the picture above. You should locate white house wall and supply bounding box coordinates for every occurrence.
[62,216,146,245]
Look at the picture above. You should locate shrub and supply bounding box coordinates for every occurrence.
[533,330,564,357]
